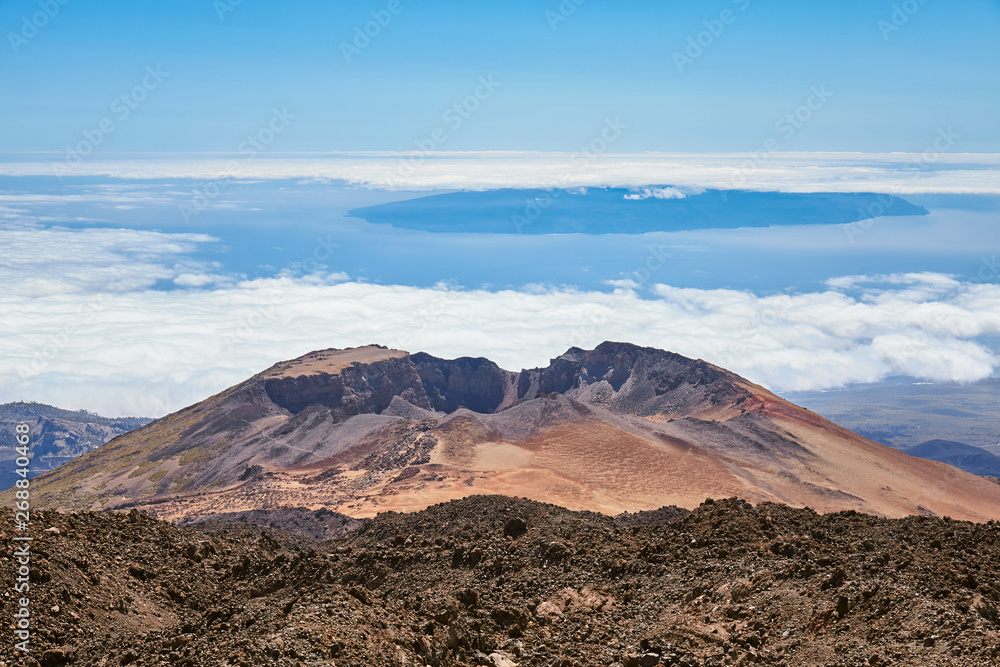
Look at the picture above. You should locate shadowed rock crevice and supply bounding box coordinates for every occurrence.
[410,352,516,414]
[263,342,743,420]
[263,356,432,416]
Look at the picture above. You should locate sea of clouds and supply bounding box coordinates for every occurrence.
[2,223,999,416]
[3,151,1000,194]
[2,152,999,416]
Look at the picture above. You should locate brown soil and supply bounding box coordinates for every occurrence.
[261,346,408,379]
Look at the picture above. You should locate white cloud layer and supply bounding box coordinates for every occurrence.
[1,234,999,417]
[3,152,1000,194]
[0,224,223,296]
[623,187,692,200]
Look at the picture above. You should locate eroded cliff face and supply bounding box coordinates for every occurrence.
[262,356,432,416]
[411,353,517,414]
[261,352,517,418]
[515,342,754,419]
[261,342,753,421]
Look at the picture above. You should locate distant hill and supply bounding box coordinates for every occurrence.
[0,402,151,490]
[903,439,1000,478]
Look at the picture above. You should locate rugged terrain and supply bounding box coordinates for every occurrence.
[178,506,364,546]
[15,343,1000,523]
[0,403,149,490]
[3,495,1000,666]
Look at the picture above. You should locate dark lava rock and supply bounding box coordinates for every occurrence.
[503,517,528,539]
[4,495,1000,666]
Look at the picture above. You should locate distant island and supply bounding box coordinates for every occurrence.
[348,187,928,235]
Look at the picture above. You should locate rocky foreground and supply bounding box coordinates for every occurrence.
[3,496,1000,667]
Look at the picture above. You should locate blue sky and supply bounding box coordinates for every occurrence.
[3,0,999,153]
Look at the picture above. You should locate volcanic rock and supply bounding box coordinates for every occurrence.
[5,495,1000,666]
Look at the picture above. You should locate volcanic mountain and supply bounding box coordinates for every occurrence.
[19,343,1000,522]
